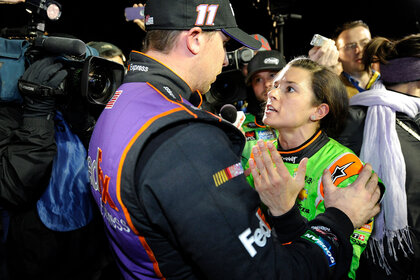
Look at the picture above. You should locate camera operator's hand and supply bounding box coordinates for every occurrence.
[0,0,24,4]
[132,3,146,32]
[19,57,68,119]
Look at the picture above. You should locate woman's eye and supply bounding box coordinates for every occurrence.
[286,86,295,93]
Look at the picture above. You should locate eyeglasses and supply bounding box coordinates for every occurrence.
[340,39,370,51]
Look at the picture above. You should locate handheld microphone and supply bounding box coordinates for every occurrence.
[220,104,246,129]
[34,36,86,57]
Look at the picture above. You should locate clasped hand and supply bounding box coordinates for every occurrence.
[249,140,381,229]
[249,140,307,216]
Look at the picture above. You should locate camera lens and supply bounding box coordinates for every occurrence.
[81,56,125,105]
[87,67,113,104]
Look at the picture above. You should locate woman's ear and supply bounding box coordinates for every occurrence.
[186,27,203,55]
[315,103,329,120]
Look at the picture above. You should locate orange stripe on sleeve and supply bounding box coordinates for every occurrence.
[115,107,184,235]
[114,108,185,279]
[139,236,166,280]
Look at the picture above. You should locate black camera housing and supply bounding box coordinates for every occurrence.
[15,38,125,106]
[0,0,125,106]
[224,47,255,71]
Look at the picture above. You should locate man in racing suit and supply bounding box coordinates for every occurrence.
[87,0,381,279]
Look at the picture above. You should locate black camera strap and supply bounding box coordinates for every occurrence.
[18,79,65,97]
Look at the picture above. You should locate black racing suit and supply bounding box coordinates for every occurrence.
[88,51,356,280]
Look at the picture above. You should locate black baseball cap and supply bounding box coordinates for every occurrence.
[87,41,126,62]
[144,0,262,50]
[246,50,286,84]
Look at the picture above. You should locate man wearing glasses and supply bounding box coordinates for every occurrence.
[309,20,383,98]
[335,20,383,98]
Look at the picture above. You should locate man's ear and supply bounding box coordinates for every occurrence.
[186,27,204,55]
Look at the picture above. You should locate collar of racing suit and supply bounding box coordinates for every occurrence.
[276,130,330,164]
[124,51,203,108]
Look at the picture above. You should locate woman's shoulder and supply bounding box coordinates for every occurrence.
[333,105,368,156]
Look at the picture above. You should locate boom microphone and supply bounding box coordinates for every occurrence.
[220,104,246,129]
[34,36,86,57]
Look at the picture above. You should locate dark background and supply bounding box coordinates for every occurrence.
[1,0,419,61]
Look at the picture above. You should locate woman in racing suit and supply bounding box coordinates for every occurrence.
[246,57,383,279]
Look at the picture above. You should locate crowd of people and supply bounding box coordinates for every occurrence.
[0,0,419,279]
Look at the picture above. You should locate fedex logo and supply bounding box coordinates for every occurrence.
[87,148,118,211]
[239,210,271,257]
[87,148,132,233]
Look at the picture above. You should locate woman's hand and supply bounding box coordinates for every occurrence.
[249,140,308,216]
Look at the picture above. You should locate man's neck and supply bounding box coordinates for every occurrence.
[344,69,371,89]
[145,49,196,92]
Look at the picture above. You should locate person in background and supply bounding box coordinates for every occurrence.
[336,34,420,280]
[241,50,285,168]
[2,55,120,280]
[309,20,383,98]
[246,57,383,279]
[335,20,383,98]
[87,0,381,278]
[87,41,127,66]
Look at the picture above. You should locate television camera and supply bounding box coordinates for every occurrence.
[0,0,125,106]
[205,46,255,113]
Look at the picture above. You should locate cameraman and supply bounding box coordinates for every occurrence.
[0,54,118,279]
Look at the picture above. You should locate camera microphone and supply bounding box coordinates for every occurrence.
[220,104,237,123]
[34,36,86,57]
[220,104,246,129]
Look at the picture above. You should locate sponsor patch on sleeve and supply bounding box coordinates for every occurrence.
[301,230,336,267]
[316,152,364,208]
[213,162,243,187]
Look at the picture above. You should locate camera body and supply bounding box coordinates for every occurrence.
[310,34,329,47]
[225,47,255,71]
[205,47,255,113]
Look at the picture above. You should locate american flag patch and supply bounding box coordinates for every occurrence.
[213,162,243,187]
[105,90,122,109]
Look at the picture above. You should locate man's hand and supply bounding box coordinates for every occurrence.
[0,0,24,4]
[18,57,67,119]
[133,3,146,32]
[323,163,381,229]
[309,39,343,75]
[249,140,308,216]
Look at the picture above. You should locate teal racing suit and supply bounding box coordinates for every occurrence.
[246,130,376,279]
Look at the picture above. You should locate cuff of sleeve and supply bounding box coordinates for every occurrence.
[268,204,307,242]
[315,207,354,238]
[22,117,54,130]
